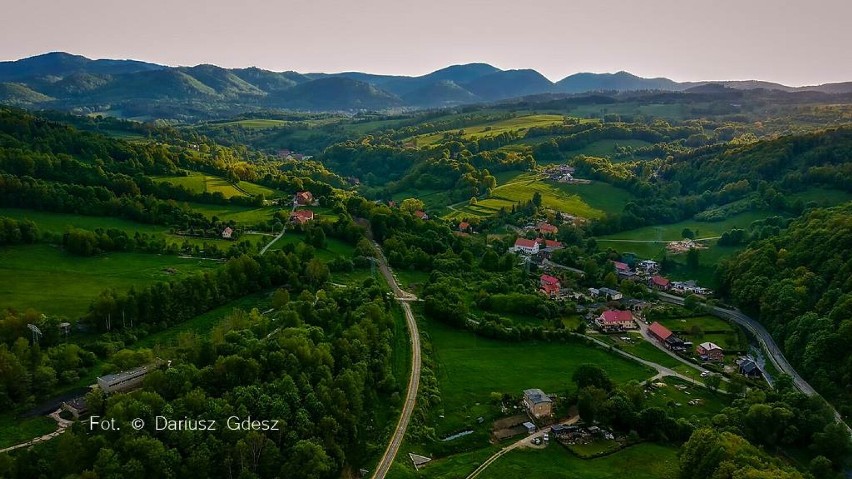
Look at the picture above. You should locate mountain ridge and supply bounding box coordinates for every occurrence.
[1,52,851,115]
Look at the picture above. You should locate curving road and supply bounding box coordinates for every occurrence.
[370,244,422,479]
[658,292,848,427]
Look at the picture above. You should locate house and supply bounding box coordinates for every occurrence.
[595,310,636,332]
[598,287,623,301]
[511,238,540,255]
[97,364,157,394]
[736,357,762,378]
[540,274,561,296]
[414,210,429,220]
[636,260,659,275]
[537,238,564,252]
[221,227,233,239]
[294,191,313,205]
[613,261,630,273]
[523,388,553,418]
[61,396,89,418]
[537,222,559,235]
[458,221,470,232]
[672,280,712,296]
[649,275,671,290]
[697,342,724,361]
[290,209,315,225]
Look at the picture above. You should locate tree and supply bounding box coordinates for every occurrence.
[399,198,424,214]
[686,248,700,270]
[681,228,695,239]
[271,288,290,309]
[306,258,330,286]
[531,192,542,208]
[572,364,613,391]
[704,373,721,392]
[469,197,478,206]
[577,386,607,423]
[603,272,618,288]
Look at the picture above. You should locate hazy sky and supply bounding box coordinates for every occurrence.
[4,0,850,85]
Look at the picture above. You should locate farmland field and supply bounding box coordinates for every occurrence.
[186,202,278,225]
[0,244,222,317]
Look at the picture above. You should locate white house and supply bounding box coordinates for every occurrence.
[511,238,540,255]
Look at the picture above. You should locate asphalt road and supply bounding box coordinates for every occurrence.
[658,292,847,426]
[370,244,422,479]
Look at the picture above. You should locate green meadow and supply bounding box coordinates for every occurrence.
[0,244,221,317]
[155,171,278,199]
[445,173,633,220]
[412,114,566,147]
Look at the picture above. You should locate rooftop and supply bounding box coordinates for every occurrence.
[523,388,552,404]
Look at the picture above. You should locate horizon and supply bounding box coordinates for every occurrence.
[4,50,849,88]
[2,0,851,87]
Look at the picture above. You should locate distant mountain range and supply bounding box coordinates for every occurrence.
[1,52,851,116]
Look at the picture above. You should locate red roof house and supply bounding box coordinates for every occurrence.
[511,238,540,254]
[697,342,724,361]
[649,275,671,290]
[539,274,561,296]
[537,222,559,235]
[414,210,429,220]
[613,261,630,272]
[595,310,636,331]
[295,191,313,205]
[290,209,315,224]
[648,322,672,342]
[459,221,470,232]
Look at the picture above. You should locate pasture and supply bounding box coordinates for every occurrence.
[644,377,731,419]
[0,244,221,317]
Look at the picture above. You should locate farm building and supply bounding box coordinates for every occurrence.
[648,322,687,351]
[596,310,637,332]
[523,388,552,418]
[511,238,540,255]
[97,364,158,394]
[537,238,564,252]
[221,227,233,239]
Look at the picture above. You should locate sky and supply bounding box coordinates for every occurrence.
[3,0,851,86]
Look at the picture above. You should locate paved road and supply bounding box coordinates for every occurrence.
[259,201,297,255]
[370,244,422,479]
[658,292,848,427]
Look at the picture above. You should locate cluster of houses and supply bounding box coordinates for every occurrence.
[276,149,310,161]
[613,259,712,296]
[290,191,316,225]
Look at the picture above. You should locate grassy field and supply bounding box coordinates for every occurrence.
[0,415,58,449]
[644,377,731,419]
[411,115,566,147]
[155,172,278,199]
[477,442,680,479]
[267,232,355,261]
[185,202,278,225]
[0,244,222,317]
[424,316,653,440]
[213,119,288,129]
[445,173,633,221]
[569,102,689,121]
[134,292,270,349]
[0,207,244,248]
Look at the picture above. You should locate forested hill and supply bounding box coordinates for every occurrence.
[718,204,852,414]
